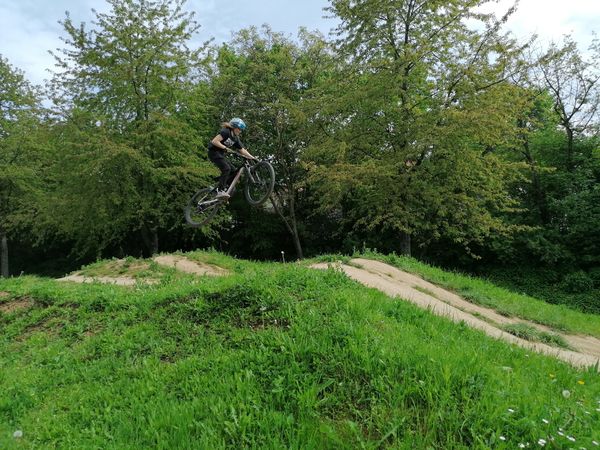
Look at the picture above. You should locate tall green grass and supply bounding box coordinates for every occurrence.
[1,252,599,448]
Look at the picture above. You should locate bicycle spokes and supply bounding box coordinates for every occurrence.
[185,188,223,227]
[244,161,275,206]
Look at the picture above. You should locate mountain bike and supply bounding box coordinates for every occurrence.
[185,152,276,227]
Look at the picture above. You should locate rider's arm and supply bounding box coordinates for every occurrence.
[239,147,256,160]
[211,134,228,151]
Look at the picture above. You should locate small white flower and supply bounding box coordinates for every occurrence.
[558,431,565,436]
[567,435,576,442]
[562,390,571,398]
[500,436,506,441]
[592,440,599,446]
[519,444,526,448]
[508,408,515,413]
[13,430,23,439]
[538,438,547,446]
[542,419,549,424]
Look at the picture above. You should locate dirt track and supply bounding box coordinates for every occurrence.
[312,258,600,370]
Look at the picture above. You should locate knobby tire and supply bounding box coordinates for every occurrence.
[244,161,275,206]
[184,187,223,227]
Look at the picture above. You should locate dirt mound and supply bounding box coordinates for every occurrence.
[56,255,228,286]
[153,255,229,276]
[311,258,600,370]
[58,274,157,286]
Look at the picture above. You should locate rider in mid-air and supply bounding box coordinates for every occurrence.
[208,118,256,199]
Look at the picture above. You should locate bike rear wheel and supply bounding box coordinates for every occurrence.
[244,161,275,206]
[185,187,223,227]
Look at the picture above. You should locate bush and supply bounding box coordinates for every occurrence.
[588,267,600,287]
[561,271,594,293]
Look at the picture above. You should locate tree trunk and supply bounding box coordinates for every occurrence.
[1,231,8,277]
[566,126,574,171]
[290,219,304,260]
[399,232,411,256]
[523,140,550,224]
[288,195,304,259]
[272,191,304,260]
[141,225,159,256]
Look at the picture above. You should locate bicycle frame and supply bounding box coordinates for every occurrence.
[223,162,246,197]
[220,152,259,199]
[185,152,275,227]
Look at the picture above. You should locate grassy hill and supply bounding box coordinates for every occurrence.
[1,251,599,448]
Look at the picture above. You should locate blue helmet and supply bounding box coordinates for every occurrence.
[230,117,246,130]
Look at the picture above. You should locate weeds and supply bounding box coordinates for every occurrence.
[502,323,572,349]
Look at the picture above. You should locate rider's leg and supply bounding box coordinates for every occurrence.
[208,150,231,190]
[208,150,234,196]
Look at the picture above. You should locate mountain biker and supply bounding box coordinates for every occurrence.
[208,118,256,199]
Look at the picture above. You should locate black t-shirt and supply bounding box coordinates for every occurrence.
[208,128,243,152]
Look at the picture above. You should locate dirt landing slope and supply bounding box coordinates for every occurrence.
[311,259,600,370]
[153,255,229,276]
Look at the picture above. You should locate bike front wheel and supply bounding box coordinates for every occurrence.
[185,187,223,227]
[244,161,275,206]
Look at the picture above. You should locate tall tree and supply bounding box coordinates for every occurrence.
[308,0,531,257]
[209,27,337,259]
[0,56,43,277]
[537,36,600,171]
[48,0,211,256]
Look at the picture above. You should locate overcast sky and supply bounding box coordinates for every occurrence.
[1,0,598,86]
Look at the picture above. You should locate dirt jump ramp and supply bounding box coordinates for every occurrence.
[312,258,600,370]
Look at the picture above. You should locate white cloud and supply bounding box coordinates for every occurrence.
[1,0,597,86]
[484,0,600,49]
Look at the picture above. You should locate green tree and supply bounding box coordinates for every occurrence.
[209,27,337,259]
[307,0,530,257]
[512,38,600,268]
[48,0,211,256]
[0,56,43,277]
[537,36,600,171]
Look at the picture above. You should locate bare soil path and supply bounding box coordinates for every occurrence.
[312,258,600,370]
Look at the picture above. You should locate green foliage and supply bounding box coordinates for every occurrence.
[562,271,595,294]
[0,55,45,276]
[305,0,532,258]
[43,0,217,257]
[208,26,337,258]
[589,267,600,287]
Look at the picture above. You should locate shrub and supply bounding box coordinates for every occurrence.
[561,271,594,293]
[587,267,600,287]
